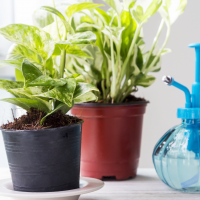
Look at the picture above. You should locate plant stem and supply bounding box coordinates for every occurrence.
[115,24,142,97]
[52,0,61,41]
[101,80,106,100]
[110,30,116,100]
[142,19,164,72]
[120,86,133,102]
[146,21,171,74]
[60,49,66,78]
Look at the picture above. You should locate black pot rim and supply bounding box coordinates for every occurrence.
[73,101,149,107]
[0,121,84,133]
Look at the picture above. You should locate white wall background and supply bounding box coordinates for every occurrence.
[0,0,199,168]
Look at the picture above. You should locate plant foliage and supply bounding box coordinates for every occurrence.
[38,0,186,103]
[0,3,99,124]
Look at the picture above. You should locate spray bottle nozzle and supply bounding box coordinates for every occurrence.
[162,76,173,85]
[162,76,192,108]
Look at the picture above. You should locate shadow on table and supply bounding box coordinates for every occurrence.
[80,198,102,200]
[101,175,158,182]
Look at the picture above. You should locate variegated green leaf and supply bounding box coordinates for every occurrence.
[0,24,54,61]
[0,98,50,113]
[6,44,42,64]
[135,73,156,87]
[76,23,101,32]
[0,60,22,71]
[54,43,92,58]
[74,91,97,103]
[159,0,187,24]
[0,79,24,90]
[27,75,67,87]
[65,3,104,18]
[22,59,43,86]
[40,102,72,124]
[74,82,99,99]
[40,6,74,35]
[37,78,76,107]
[67,31,97,45]
[7,88,52,111]
[102,0,122,16]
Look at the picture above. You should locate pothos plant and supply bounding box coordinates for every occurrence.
[0,5,99,125]
[38,0,186,103]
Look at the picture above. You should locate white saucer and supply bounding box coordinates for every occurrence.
[0,177,104,200]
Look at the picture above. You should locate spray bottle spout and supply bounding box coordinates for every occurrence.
[162,76,192,108]
[189,43,200,108]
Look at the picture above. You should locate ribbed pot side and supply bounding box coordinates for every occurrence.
[71,102,148,180]
[1,123,82,192]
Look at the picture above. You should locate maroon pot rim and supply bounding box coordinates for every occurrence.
[0,121,84,133]
[73,101,149,107]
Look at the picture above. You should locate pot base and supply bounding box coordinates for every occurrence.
[0,177,104,200]
[81,161,138,180]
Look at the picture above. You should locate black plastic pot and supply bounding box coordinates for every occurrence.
[1,123,83,192]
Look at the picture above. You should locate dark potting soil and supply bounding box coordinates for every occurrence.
[1,108,83,130]
[96,95,146,103]
[123,95,146,103]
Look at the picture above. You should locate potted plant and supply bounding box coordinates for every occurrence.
[0,5,99,192]
[35,0,187,180]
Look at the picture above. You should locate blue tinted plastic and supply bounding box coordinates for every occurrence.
[153,119,200,193]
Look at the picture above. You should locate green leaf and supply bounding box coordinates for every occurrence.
[0,24,55,61]
[0,60,22,71]
[129,1,136,9]
[132,6,144,23]
[40,102,72,124]
[74,91,97,103]
[70,74,85,82]
[41,6,66,21]
[161,48,171,55]
[15,69,24,82]
[65,3,104,17]
[121,10,137,57]
[0,98,50,112]
[40,6,74,35]
[135,73,156,87]
[177,0,187,13]
[82,45,103,82]
[37,78,76,107]
[22,59,43,87]
[74,82,99,99]
[95,8,111,25]
[102,0,122,16]
[0,79,24,90]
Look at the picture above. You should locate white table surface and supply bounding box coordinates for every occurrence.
[0,168,200,200]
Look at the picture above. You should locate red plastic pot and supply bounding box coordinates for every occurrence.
[71,102,148,180]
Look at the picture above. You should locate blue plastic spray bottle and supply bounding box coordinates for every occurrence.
[153,43,200,193]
